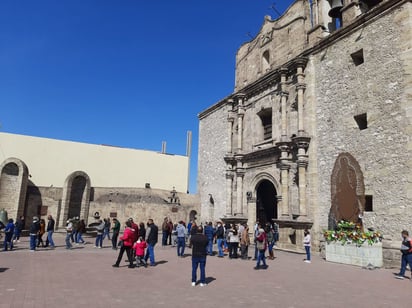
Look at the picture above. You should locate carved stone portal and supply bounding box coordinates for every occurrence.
[329,153,365,229]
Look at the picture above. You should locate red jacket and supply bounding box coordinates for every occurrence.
[133,240,147,256]
[256,232,267,250]
[120,227,135,247]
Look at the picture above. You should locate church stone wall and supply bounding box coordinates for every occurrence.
[198,103,231,221]
[311,3,412,242]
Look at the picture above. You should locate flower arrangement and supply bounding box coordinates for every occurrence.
[323,220,382,246]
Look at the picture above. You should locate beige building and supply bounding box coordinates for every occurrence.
[0,132,199,228]
[198,0,411,265]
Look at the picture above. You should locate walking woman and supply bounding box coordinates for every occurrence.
[112,220,135,268]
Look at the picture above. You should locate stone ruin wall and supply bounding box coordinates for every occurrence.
[22,186,200,230]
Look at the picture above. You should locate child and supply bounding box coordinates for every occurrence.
[133,236,147,268]
[303,229,311,263]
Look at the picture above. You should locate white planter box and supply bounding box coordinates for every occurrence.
[325,242,383,268]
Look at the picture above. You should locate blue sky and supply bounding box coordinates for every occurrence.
[0,0,295,193]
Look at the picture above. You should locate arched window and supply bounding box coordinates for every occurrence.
[262,50,270,72]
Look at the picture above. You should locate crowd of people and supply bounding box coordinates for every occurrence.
[4,214,411,286]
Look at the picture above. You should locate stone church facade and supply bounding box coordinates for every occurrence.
[198,0,412,265]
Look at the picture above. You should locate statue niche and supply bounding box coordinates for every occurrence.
[329,153,365,229]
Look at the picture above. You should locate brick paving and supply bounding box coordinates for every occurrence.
[0,232,410,308]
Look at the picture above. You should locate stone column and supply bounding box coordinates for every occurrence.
[296,64,306,135]
[235,158,245,216]
[278,143,290,218]
[236,94,246,152]
[297,160,308,216]
[280,68,289,141]
[227,112,235,153]
[294,137,310,218]
[225,171,233,215]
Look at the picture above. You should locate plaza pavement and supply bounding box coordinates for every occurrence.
[0,232,410,308]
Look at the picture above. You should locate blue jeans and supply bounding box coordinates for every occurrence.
[3,233,13,250]
[103,229,110,240]
[268,242,274,254]
[77,232,85,244]
[162,231,168,246]
[399,253,412,276]
[256,250,267,267]
[30,234,37,250]
[95,234,103,247]
[47,231,55,247]
[305,245,311,261]
[65,233,72,248]
[13,229,21,241]
[177,237,185,256]
[145,243,156,265]
[217,238,224,257]
[192,257,206,283]
[207,237,213,255]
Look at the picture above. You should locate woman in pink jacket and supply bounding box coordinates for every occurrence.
[112,221,135,268]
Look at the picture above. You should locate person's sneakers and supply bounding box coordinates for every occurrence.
[304,260,311,263]
[191,282,196,287]
[395,275,404,280]
[254,266,260,270]
[261,265,268,269]
[112,264,119,268]
[128,265,135,268]
[200,283,206,287]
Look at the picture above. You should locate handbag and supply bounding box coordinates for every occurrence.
[256,239,265,251]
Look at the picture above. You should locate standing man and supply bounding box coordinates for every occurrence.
[111,218,121,250]
[395,230,412,280]
[176,221,186,257]
[144,219,158,266]
[161,217,169,246]
[29,217,40,251]
[45,215,55,248]
[29,216,40,251]
[13,216,24,243]
[3,219,15,251]
[65,219,73,249]
[215,221,225,258]
[204,222,215,256]
[190,226,208,286]
[95,219,105,248]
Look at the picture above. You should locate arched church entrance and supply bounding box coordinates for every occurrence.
[256,180,277,224]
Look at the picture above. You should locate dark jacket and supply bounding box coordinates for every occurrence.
[190,233,208,258]
[47,218,55,232]
[215,225,224,239]
[204,225,215,239]
[146,223,158,245]
[78,220,86,233]
[29,221,40,234]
